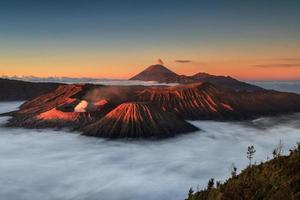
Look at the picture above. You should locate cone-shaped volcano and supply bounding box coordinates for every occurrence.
[130,64,178,82]
[82,102,198,138]
[129,64,263,91]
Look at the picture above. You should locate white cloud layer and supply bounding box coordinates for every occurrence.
[0,102,300,200]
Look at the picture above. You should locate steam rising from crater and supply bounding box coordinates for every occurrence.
[84,87,134,103]
[74,100,88,112]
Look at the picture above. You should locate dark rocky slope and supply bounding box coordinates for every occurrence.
[190,72,262,91]
[82,102,198,138]
[135,83,239,119]
[186,143,300,200]
[6,84,96,128]
[0,78,61,101]
[134,83,300,120]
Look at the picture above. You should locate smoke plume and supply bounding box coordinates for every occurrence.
[157,58,164,65]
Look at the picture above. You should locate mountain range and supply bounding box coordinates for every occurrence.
[2,64,300,138]
[4,64,300,138]
[130,64,263,91]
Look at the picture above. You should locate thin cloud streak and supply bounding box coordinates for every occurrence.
[279,58,300,62]
[255,64,300,68]
[175,60,192,63]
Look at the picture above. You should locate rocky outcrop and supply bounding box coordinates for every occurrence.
[82,102,198,138]
[0,78,61,101]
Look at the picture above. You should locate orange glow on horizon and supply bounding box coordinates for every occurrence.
[0,58,299,81]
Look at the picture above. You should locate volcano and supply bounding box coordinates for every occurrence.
[82,102,198,138]
[129,64,178,82]
[130,64,263,91]
[5,80,300,138]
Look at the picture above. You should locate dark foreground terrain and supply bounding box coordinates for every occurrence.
[186,143,300,200]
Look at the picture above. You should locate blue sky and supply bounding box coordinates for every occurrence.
[0,0,299,80]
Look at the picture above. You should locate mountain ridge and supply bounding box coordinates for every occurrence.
[0,78,62,101]
[130,64,263,91]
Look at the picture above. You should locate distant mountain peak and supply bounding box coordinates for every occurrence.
[145,64,175,73]
[130,64,263,91]
[192,72,211,78]
[130,64,178,81]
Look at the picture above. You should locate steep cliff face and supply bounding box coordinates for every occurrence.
[18,84,84,114]
[0,78,61,101]
[6,84,95,128]
[82,102,198,138]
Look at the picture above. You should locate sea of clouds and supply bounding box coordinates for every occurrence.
[0,101,300,200]
[249,80,300,94]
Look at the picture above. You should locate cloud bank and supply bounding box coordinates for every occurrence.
[0,102,300,200]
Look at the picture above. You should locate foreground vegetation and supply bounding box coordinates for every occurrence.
[186,143,300,200]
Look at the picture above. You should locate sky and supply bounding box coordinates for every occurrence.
[0,0,299,80]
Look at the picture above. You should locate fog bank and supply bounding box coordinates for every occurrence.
[0,102,300,200]
[249,80,300,94]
